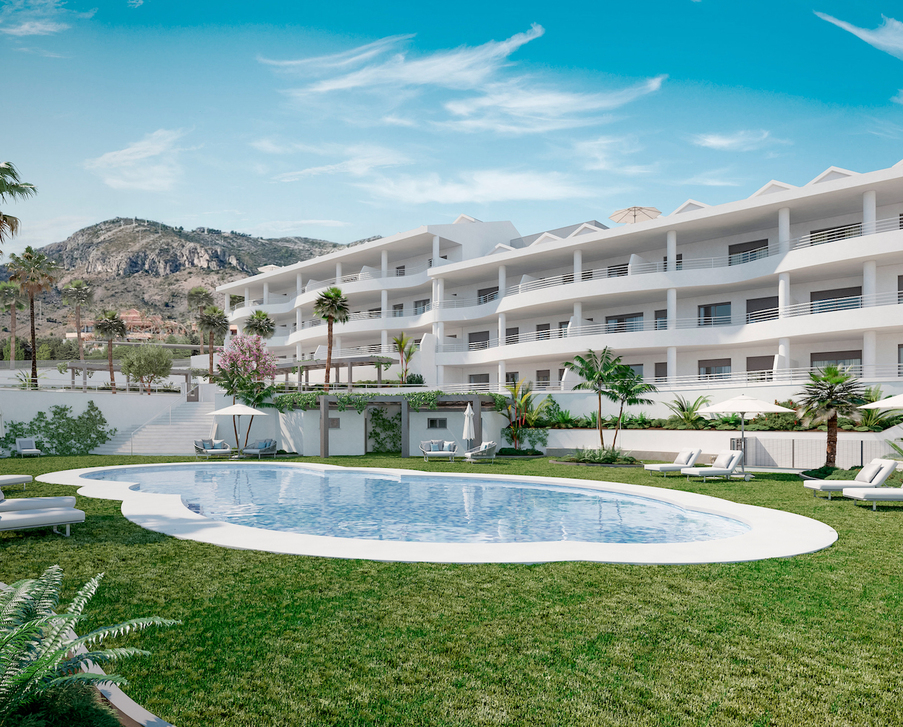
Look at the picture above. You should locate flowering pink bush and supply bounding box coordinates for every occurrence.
[217,334,277,381]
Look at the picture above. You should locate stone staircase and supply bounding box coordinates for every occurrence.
[93,401,216,456]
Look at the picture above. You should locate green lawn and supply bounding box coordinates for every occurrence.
[2,455,902,726]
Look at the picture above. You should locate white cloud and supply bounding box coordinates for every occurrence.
[677,168,742,187]
[250,139,324,155]
[359,169,593,205]
[259,34,415,71]
[892,90,903,104]
[0,0,93,37]
[84,129,188,191]
[273,145,410,182]
[6,214,93,252]
[13,45,64,56]
[0,19,67,35]
[691,129,786,152]
[381,114,417,127]
[128,0,144,7]
[573,135,657,175]
[815,12,903,61]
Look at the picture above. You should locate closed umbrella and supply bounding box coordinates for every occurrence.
[699,394,794,477]
[609,206,662,224]
[207,404,269,451]
[462,403,475,450]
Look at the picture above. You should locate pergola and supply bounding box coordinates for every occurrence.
[274,355,395,391]
[65,361,194,393]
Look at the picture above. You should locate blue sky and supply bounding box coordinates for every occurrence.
[3,0,903,251]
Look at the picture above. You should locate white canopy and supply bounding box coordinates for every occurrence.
[699,394,794,415]
[859,393,903,410]
[206,404,269,417]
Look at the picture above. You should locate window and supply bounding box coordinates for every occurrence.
[605,313,643,333]
[468,331,490,350]
[536,369,551,387]
[477,286,499,304]
[392,303,404,317]
[469,373,490,385]
[654,362,668,381]
[427,255,448,267]
[728,239,769,266]
[414,298,430,314]
[536,323,551,340]
[625,364,643,377]
[607,263,628,277]
[505,372,519,385]
[395,265,406,277]
[746,296,779,323]
[558,321,569,337]
[810,287,862,314]
[662,253,683,271]
[427,418,447,429]
[699,358,731,379]
[698,302,732,327]
[809,223,861,245]
[747,355,775,381]
[898,275,903,304]
[328,418,341,429]
[811,350,862,369]
[558,368,566,383]
[505,327,519,344]
[655,309,668,330]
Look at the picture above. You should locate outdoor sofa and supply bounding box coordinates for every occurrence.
[194,439,232,459]
[15,438,41,457]
[420,440,458,462]
[804,458,898,500]
[243,439,278,459]
[0,490,85,537]
[681,450,744,481]
[463,442,497,463]
[644,449,702,476]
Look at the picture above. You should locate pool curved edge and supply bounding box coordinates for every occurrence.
[37,462,838,565]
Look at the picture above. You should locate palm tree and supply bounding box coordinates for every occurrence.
[7,246,59,387]
[312,287,349,391]
[61,279,94,362]
[197,306,229,375]
[94,310,127,393]
[797,365,866,467]
[562,348,622,448]
[608,365,657,449]
[0,161,37,249]
[663,394,712,429]
[393,332,415,381]
[0,281,25,370]
[244,310,275,339]
[187,286,214,354]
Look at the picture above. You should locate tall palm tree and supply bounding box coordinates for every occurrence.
[187,286,214,354]
[562,348,621,448]
[608,365,657,449]
[7,246,59,387]
[313,287,349,391]
[94,310,127,394]
[244,310,275,339]
[797,365,866,467]
[0,281,25,370]
[0,161,37,249]
[61,279,94,361]
[197,306,229,374]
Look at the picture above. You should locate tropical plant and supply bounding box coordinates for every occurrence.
[313,287,349,391]
[243,310,275,339]
[187,286,214,354]
[607,365,657,449]
[7,246,59,387]
[562,348,622,448]
[858,386,903,431]
[197,306,229,375]
[0,161,37,249]
[0,281,25,371]
[796,365,867,467]
[501,379,551,449]
[570,447,638,465]
[405,372,424,385]
[60,279,94,362]
[663,394,712,429]
[120,345,173,394]
[393,332,416,381]
[93,310,127,394]
[0,565,178,724]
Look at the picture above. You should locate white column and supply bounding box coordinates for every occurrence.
[436,321,444,339]
[335,263,342,286]
[432,235,441,266]
[381,330,388,349]
[381,250,388,277]
[667,288,677,330]
[778,338,790,371]
[296,272,303,296]
[573,249,582,280]
[666,230,677,271]
[667,346,677,383]
[498,312,506,346]
[778,207,791,252]
[863,330,877,378]
[437,278,445,304]
[334,336,342,355]
[295,307,302,331]
[498,265,507,294]
[863,260,877,306]
[381,290,388,319]
[262,282,269,305]
[224,294,231,315]
[244,287,250,307]
[863,190,877,235]
[573,301,582,324]
[778,273,790,316]
[295,343,302,361]
[498,360,506,387]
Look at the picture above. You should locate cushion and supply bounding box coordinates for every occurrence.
[712,453,732,469]
[215,441,229,450]
[194,440,204,449]
[202,439,214,450]
[856,462,883,483]
[430,440,442,451]
[674,450,694,465]
[444,441,455,451]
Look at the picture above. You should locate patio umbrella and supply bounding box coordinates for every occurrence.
[207,404,269,450]
[698,395,794,477]
[859,393,903,410]
[609,206,662,224]
[462,403,475,449]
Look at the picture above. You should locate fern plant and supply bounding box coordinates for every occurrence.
[0,565,179,723]
[663,395,712,429]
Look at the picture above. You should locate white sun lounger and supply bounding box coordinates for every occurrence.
[644,449,702,476]
[0,494,85,536]
[681,450,744,481]
[843,481,903,510]
[0,475,32,491]
[804,458,898,500]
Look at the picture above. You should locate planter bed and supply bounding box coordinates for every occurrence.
[550,460,643,468]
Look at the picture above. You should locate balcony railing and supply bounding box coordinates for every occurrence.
[791,216,901,250]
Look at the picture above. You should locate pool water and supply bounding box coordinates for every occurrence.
[84,464,750,544]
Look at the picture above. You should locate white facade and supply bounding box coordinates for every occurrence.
[218,161,903,396]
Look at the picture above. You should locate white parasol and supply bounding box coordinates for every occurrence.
[859,393,903,410]
[207,404,269,451]
[462,402,475,449]
[609,206,662,224]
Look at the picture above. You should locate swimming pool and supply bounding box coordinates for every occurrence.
[39,462,838,564]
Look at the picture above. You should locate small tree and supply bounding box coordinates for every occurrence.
[61,280,94,362]
[562,348,621,448]
[312,287,349,391]
[120,345,173,394]
[212,334,279,446]
[797,365,866,467]
[608,365,657,449]
[0,281,25,371]
[93,311,127,394]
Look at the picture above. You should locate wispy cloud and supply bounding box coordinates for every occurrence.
[250,138,324,155]
[273,145,410,182]
[13,44,63,56]
[573,135,657,175]
[0,0,94,37]
[815,12,903,61]
[677,168,742,187]
[259,34,415,71]
[128,0,144,7]
[8,214,93,251]
[892,90,903,105]
[0,19,67,35]
[85,129,188,191]
[250,220,350,236]
[359,169,594,205]
[691,129,787,151]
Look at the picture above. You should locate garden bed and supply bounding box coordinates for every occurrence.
[550,460,643,468]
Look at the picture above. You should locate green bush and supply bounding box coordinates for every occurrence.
[368,407,401,453]
[497,447,543,456]
[7,682,120,727]
[568,447,638,465]
[1,402,116,455]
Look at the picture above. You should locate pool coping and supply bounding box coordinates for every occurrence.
[37,462,838,565]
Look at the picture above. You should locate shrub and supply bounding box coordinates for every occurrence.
[1,402,116,455]
[568,447,638,465]
[6,682,120,727]
[498,447,543,456]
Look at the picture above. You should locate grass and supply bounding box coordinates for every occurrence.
[2,454,903,726]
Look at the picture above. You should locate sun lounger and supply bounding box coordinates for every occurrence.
[0,475,32,491]
[194,439,232,459]
[681,450,744,481]
[644,449,702,476]
[804,458,898,500]
[463,442,497,463]
[420,440,458,462]
[0,493,85,537]
[243,439,277,459]
[15,438,41,457]
[843,478,903,509]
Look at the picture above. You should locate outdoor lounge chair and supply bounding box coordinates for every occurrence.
[681,450,744,481]
[419,440,458,462]
[843,476,903,510]
[194,439,232,459]
[15,438,41,457]
[644,449,702,476]
[243,439,278,459]
[0,492,85,537]
[804,458,898,500]
[0,475,32,491]
[463,442,497,463]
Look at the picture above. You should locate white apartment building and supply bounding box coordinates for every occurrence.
[218,160,903,399]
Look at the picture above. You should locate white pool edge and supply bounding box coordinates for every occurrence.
[37,462,838,565]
